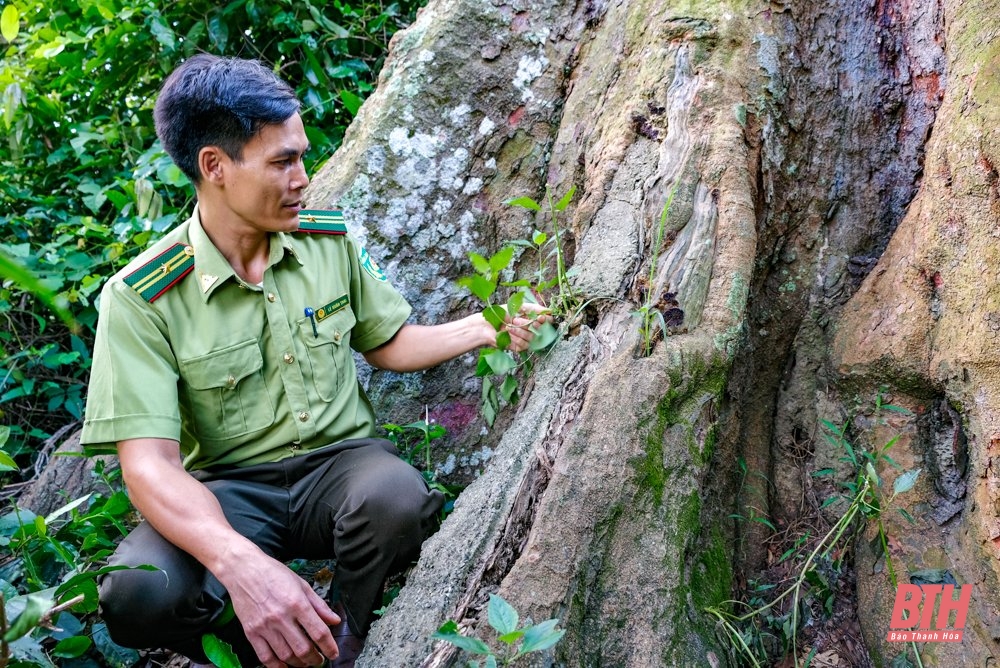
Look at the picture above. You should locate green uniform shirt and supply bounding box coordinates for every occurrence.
[81,207,411,470]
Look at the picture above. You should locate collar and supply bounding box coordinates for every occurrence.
[188,206,302,302]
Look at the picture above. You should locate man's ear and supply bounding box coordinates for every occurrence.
[198,146,226,185]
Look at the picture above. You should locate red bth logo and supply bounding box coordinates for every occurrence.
[885,584,972,643]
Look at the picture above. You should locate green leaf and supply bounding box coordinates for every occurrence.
[528,321,558,352]
[496,330,511,351]
[484,350,517,375]
[553,185,576,212]
[497,629,526,645]
[1,4,18,43]
[483,305,506,331]
[488,593,519,635]
[505,196,541,211]
[339,90,363,116]
[506,292,524,318]
[45,493,92,523]
[476,352,493,377]
[0,249,75,326]
[519,618,565,654]
[148,14,177,50]
[469,252,491,275]
[52,635,92,658]
[892,468,920,495]
[0,449,16,472]
[4,592,54,641]
[459,275,496,302]
[532,230,548,245]
[810,468,835,478]
[55,564,158,599]
[432,620,492,655]
[488,246,514,275]
[485,656,498,668]
[202,633,243,668]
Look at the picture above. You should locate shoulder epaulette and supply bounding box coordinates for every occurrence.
[123,243,195,302]
[297,209,348,235]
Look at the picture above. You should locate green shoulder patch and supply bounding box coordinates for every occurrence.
[297,209,348,235]
[123,243,195,302]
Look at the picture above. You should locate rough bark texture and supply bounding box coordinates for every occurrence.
[15,426,117,517]
[299,0,997,665]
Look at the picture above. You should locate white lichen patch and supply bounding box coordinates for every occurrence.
[462,177,483,195]
[513,53,548,101]
[439,147,471,191]
[478,117,496,136]
[365,145,386,174]
[418,49,435,63]
[438,454,457,476]
[448,104,472,126]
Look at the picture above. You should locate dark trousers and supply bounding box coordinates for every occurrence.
[98,438,444,665]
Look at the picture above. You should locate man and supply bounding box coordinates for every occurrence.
[81,54,545,668]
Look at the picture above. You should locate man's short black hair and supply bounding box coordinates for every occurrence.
[154,54,301,184]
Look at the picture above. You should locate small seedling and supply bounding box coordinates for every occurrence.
[432,593,566,667]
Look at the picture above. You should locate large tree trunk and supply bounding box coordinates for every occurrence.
[303,0,998,665]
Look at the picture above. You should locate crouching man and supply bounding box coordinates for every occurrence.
[81,54,546,668]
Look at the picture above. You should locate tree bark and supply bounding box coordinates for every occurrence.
[302,0,998,665]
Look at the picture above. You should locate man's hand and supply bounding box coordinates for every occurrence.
[117,439,341,668]
[497,302,553,353]
[219,550,341,668]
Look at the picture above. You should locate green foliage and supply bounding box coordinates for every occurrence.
[0,0,423,476]
[432,593,566,667]
[708,391,922,668]
[202,632,242,668]
[457,186,574,425]
[382,410,460,516]
[0,461,153,667]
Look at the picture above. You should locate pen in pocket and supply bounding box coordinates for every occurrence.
[304,307,318,337]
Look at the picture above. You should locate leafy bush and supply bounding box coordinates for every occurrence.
[0,0,424,476]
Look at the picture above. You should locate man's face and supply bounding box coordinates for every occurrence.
[216,113,310,234]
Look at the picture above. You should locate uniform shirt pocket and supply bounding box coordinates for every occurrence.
[178,339,275,441]
[298,306,356,402]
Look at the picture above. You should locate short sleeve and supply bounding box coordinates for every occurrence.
[346,236,412,353]
[81,281,182,451]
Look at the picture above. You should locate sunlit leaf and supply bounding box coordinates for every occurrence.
[553,185,576,212]
[505,196,540,211]
[1,4,18,43]
[202,633,242,668]
[340,90,363,116]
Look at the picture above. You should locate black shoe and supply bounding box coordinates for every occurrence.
[329,602,364,668]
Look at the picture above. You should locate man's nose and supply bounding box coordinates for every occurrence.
[292,162,310,190]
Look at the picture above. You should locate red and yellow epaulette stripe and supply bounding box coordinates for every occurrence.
[297,209,348,235]
[123,243,195,302]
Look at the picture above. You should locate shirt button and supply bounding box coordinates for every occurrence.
[226,375,236,388]
[267,292,276,302]
[333,331,342,343]
[298,411,309,422]
[289,444,300,451]
[283,353,294,364]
